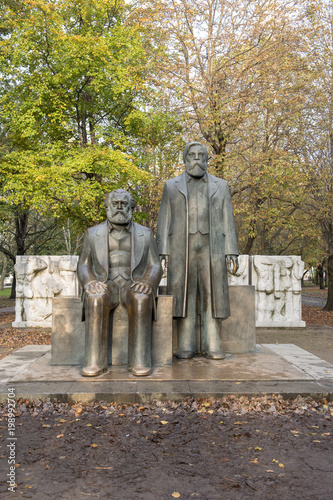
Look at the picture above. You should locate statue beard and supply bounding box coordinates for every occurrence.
[109,211,132,225]
[187,163,206,177]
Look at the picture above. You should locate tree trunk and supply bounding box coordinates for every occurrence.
[9,273,16,300]
[323,254,333,310]
[0,254,8,290]
[244,235,255,255]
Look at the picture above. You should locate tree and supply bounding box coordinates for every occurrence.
[138,0,314,255]
[0,0,150,233]
[294,0,333,310]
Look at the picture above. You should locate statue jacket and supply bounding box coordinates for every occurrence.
[156,172,238,319]
[78,221,162,319]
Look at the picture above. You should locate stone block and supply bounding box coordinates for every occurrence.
[51,295,173,367]
[222,286,256,353]
[152,295,173,365]
[51,297,85,366]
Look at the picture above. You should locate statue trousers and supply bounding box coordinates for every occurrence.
[84,276,153,371]
[177,232,222,355]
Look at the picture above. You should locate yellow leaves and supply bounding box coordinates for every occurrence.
[160,421,168,425]
[272,459,284,468]
[172,493,180,498]
[56,434,64,438]
[91,443,98,448]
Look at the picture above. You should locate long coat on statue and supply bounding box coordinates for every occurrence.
[156,172,238,319]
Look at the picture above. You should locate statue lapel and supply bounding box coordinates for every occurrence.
[131,222,144,274]
[208,174,219,200]
[94,221,109,281]
[175,172,187,198]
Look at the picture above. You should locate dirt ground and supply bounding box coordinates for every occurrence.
[0,396,332,499]
[1,289,333,498]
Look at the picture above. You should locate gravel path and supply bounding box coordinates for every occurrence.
[302,293,327,307]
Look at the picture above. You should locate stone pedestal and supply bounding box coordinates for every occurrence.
[222,286,256,354]
[51,295,173,366]
[51,297,85,366]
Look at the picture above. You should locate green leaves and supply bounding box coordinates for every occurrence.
[0,143,149,231]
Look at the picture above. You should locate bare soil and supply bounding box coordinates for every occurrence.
[0,397,332,500]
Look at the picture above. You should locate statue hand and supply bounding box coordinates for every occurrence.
[130,281,153,295]
[226,255,239,275]
[85,280,107,295]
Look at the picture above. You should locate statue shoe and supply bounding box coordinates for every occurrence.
[176,351,196,359]
[131,366,152,377]
[81,365,106,377]
[203,352,225,360]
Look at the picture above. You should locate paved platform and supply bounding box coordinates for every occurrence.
[0,344,333,402]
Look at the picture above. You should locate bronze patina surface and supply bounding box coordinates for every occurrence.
[78,189,162,377]
[156,142,239,359]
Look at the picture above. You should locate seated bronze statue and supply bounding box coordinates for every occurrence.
[77,189,162,377]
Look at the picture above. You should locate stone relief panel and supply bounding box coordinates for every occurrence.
[227,255,249,286]
[13,256,79,327]
[252,256,305,327]
[12,254,305,328]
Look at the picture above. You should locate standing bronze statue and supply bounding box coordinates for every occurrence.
[78,189,162,377]
[156,142,239,359]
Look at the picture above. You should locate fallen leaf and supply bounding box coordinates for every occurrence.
[172,493,180,498]
[57,434,64,438]
[91,443,98,448]
[279,463,284,468]
[160,421,168,425]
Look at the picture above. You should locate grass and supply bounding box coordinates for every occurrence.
[0,288,11,298]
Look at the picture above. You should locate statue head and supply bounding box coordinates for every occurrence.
[105,189,136,225]
[183,142,208,178]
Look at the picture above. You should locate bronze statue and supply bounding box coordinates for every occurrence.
[156,142,239,359]
[78,189,162,377]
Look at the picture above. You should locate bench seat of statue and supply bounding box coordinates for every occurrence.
[51,286,256,367]
[51,295,174,367]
